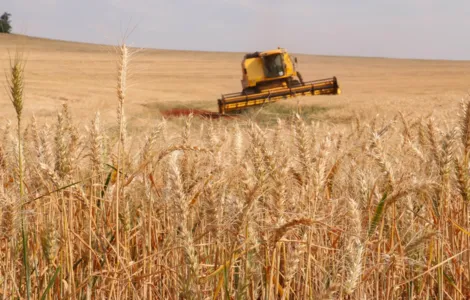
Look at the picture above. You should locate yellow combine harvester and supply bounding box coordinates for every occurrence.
[217,47,341,114]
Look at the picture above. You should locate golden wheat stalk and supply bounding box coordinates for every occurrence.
[7,51,32,299]
[115,43,129,260]
[460,99,470,157]
[343,197,363,296]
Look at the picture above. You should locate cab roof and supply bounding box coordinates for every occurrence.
[243,48,286,59]
[260,48,285,56]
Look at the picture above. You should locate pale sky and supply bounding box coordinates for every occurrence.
[4,0,470,60]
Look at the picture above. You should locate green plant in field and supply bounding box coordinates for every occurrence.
[239,102,329,125]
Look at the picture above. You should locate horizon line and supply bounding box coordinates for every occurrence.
[3,32,470,63]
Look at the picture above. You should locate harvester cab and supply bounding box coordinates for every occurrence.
[261,51,287,78]
[218,47,341,114]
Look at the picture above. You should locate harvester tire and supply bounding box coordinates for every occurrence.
[242,87,257,95]
[288,79,301,87]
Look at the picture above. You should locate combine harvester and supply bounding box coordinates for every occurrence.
[161,47,340,118]
[217,47,341,114]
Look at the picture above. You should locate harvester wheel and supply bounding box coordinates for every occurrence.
[288,79,301,87]
[242,87,257,95]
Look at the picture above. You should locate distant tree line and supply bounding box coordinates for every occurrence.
[0,12,12,33]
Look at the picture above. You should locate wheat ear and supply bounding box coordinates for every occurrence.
[115,43,129,259]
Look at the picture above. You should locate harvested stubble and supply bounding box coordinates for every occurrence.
[1,45,470,300]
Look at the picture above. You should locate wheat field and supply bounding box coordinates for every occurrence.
[2,33,470,126]
[1,34,470,299]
